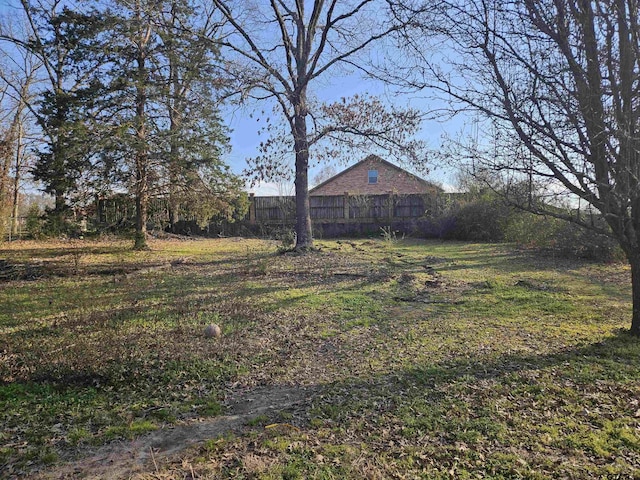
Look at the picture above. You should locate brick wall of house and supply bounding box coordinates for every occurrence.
[310,155,438,196]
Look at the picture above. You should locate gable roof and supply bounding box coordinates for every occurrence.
[309,154,441,194]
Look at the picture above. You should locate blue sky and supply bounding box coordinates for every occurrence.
[225,79,464,195]
[0,0,464,195]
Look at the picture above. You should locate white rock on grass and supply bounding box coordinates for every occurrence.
[204,324,222,338]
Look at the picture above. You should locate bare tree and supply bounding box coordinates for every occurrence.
[313,164,337,187]
[395,0,640,334]
[0,24,40,239]
[0,79,11,236]
[10,108,33,238]
[6,64,39,238]
[210,0,424,250]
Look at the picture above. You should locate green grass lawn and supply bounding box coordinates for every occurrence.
[1,237,638,479]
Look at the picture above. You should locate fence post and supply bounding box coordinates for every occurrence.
[388,191,394,220]
[343,192,349,220]
[249,193,256,224]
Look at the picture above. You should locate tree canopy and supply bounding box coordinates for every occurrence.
[394,0,640,333]
[0,0,245,246]
[211,0,426,249]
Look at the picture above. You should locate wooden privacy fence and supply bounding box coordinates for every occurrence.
[94,192,465,237]
[249,192,457,225]
[97,195,178,227]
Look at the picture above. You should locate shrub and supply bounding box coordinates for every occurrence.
[41,210,83,238]
[438,193,511,242]
[434,191,623,262]
[278,228,296,249]
[502,211,563,247]
[503,210,623,262]
[25,204,45,239]
[552,221,624,262]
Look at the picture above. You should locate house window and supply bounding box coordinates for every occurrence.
[368,169,378,184]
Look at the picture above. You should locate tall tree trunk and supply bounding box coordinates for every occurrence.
[166,3,179,234]
[168,159,179,232]
[292,102,313,250]
[167,68,180,233]
[11,181,19,237]
[0,143,10,202]
[0,141,10,232]
[167,121,179,233]
[11,121,24,237]
[629,251,640,335]
[134,161,149,250]
[52,82,68,216]
[0,110,21,239]
[133,90,150,250]
[54,192,66,213]
[133,0,150,251]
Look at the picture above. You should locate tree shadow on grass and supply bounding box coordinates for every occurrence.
[113,330,640,479]
[4,325,638,478]
[411,329,638,383]
[0,245,131,259]
[303,330,640,476]
[315,329,640,425]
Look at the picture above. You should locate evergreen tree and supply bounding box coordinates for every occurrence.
[101,0,238,248]
[155,0,234,232]
[95,0,164,249]
[9,1,108,219]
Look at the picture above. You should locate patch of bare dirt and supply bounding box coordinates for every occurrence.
[35,384,316,480]
[392,268,471,305]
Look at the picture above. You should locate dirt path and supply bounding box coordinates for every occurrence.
[37,385,316,480]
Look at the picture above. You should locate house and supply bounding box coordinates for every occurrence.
[246,155,448,237]
[310,154,442,196]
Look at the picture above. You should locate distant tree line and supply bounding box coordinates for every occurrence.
[0,0,428,250]
[0,0,246,249]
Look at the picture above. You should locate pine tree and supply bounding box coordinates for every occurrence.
[99,0,241,247]
[155,0,235,232]
[2,2,109,226]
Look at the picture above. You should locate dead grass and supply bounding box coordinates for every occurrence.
[1,237,638,479]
